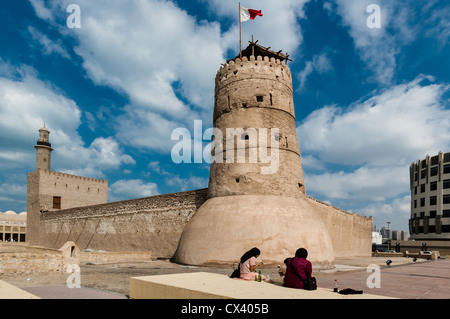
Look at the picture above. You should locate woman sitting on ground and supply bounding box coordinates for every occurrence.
[239,247,266,281]
[279,248,312,289]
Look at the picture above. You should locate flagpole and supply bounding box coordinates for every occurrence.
[239,2,242,59]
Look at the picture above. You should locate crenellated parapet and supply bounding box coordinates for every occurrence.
[214,55,294,123]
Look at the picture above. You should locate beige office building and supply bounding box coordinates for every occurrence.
[410,152,450,240]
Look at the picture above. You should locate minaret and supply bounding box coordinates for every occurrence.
[174,41,335,268]
[34,124,53,170]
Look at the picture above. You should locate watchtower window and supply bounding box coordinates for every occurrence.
[53,196,61,209]
[241,133,249,140]
[256,96,264,102]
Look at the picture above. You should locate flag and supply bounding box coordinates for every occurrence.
[240,7,263,22]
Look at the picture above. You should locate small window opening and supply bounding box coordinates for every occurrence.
[242,103,248,108]
[270,93,273,105]
[256,96,264,102]
[242,133,249,140]
[53,196,61,209]
[235,178,240,183]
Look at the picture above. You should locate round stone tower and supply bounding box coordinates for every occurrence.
[174,41,335,269]
[34,124,53,171]
[208,53,305,198]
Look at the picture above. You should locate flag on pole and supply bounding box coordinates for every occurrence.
[240,6,263,22]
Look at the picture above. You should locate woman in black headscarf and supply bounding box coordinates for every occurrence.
[238,247,265,281]
[279,248,312,289]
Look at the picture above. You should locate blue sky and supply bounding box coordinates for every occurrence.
[0,0,449,233]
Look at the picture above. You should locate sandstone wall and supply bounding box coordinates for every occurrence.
[30,188,371,259]
[37,189,208,258]
[307,196,373,257]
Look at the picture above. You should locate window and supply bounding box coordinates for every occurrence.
[414,186,417,195]
[444,179,450,189]
[53,196,61,209]
[430,196,437,206]
[444,152,450,163]
[420,198,425,207]
[414,200,417,208]
[420,184,425,193]
[444,195,450,205]
[443,210,450,217]
[444,164,450,174]
[430,166,438,176]
[430,181,437,191]
[430,211,437,218]
[256,96,264,102]
[431,155,439,166]
[421,169,427,179]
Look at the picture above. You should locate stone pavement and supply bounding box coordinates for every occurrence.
[315,258,450,299]
[1,257,449,299]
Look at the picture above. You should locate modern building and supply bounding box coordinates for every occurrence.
[409,151,450,240]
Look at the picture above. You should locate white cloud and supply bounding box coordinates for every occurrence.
[108,179,159,202]
[27,26,70,59]
[31,0,232,153]
[202,0,310,55]
[298,75,449,230]
[331,0,418,85]
[0,63,134,179]
[298,75,450,167]
[297,52,333,90]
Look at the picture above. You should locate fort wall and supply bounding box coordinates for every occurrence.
[307,196,373,257]
[35,189,208,258]
[31,187,370,260]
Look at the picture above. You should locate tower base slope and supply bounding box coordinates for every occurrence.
[174,195,335,269]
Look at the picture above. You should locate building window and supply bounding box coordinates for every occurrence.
[430,166,438,176]
[53,196,61,209]
[444,195,450,205]
[420,198,425,207]
[420,184,425,193]
[444,164,450,174]
[430,196,437,206]
[431,155,439,166]
[414,199,417,208]
[421,169,427,179]
[444,152,450,163]
[430,181,437,191]
[430,211,437,218]
[443,210,450,217]
[256,95,264,102]
[444,179,450,189]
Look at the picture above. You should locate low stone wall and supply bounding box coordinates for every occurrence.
[0,244,63,276]
[36,189,208,258]
[0,242,154,277]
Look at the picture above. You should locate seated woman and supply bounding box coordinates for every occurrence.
[279,248,312,289]
[239,247,266,281]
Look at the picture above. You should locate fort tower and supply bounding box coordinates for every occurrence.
[34,124,53,170]
[174,41,335,268]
